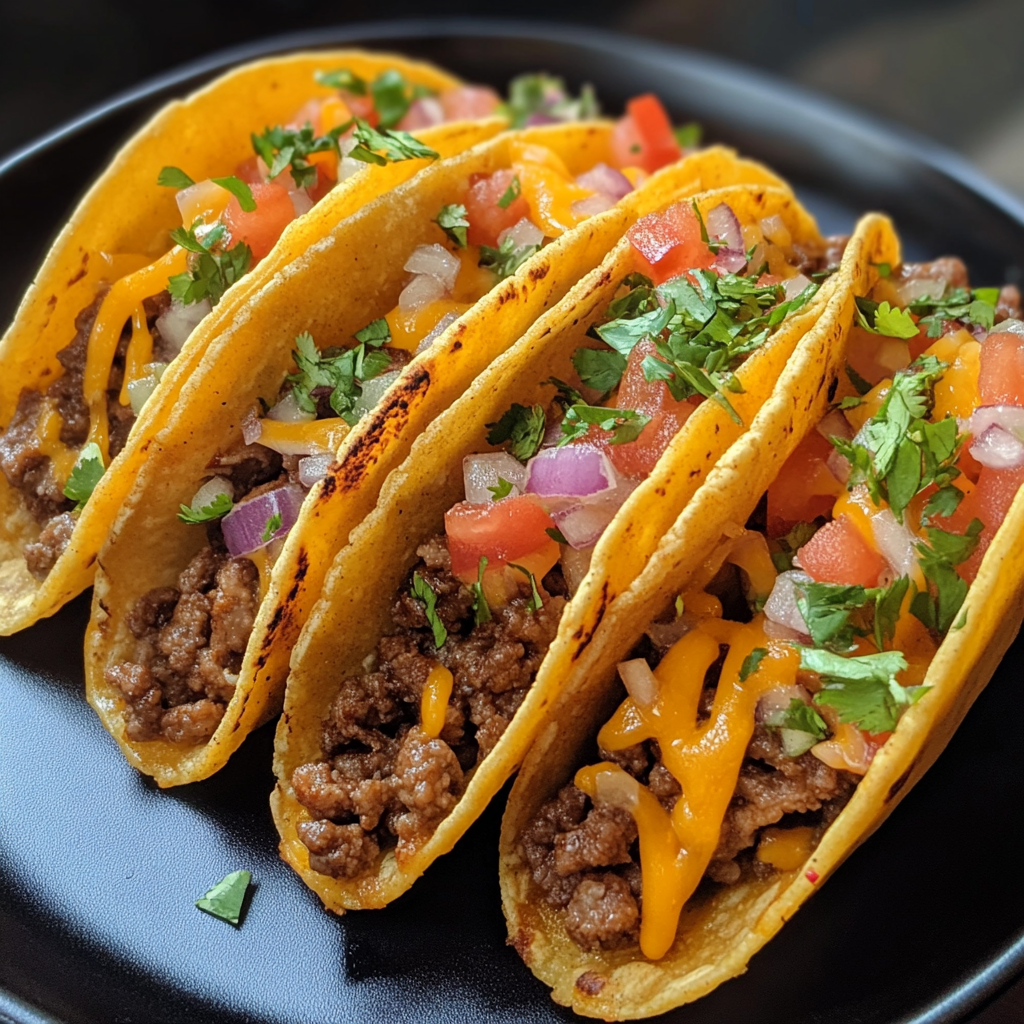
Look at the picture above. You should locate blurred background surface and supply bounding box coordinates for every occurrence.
[0,2,1020,1021]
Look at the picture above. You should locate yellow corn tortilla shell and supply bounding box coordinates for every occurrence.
[270,184,842,911]
[86,140,788,787]
[497,214,1020,1020]
[0,49,491,635]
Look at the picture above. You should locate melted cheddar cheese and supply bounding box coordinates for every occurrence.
[421,663,455,738]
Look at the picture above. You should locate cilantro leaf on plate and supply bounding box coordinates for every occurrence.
[195,869,251,926]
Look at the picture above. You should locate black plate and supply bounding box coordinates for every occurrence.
[1,20,1022,1024]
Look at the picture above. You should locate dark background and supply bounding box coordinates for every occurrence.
[0,1,1021,1022]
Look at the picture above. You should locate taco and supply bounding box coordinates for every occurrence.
[498,234,1024,1019]
[0,49,511,635]
[268,182,859,911]
[84,117,779,785]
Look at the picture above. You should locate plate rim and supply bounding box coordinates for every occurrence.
[0,17,1021,1024]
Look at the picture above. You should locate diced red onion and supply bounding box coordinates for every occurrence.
[571,193,616,219]
[871,508,919,579]
[756,685,809,724]
[268,391,315,423]
[575,163,633,201]
[221,484,305,556]
[826,448,851,484]
[816,409,854,443]
[552,501,617,549]
[241,408,262,446]
[764,617,805,643]
[189,475,234,511]
[541,418,564,448]
[399,273,446,313]
[463,452,529,503]
[764,570,814,634]
[525,445,615,500]
[618,658,659,708]
[706,203,743,252]
[594,769,639,811]
[893,277,945,305]
[497,217,545,250]
[155,297,211,354]
[560,543,593,596]
[968,405,1024,468]
[969,405,1024,442]
[298,454,333,488]
[289,189,314,217]
[783,273,812,301]
[398,96,445,130]
[415,311,460,354]
[525,112,560,126]
[645,616,692,650]
[404,244,460,293]
[711,248,747,275]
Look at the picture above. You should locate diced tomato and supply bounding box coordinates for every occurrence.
[908,323,932,361]
[757,273,782,287]
[797,514,887,587]
[611,95,680,175]
[445,496,558,581]
[440,85,501,120]
[234,156,266,185]
[767,431,845,536]
[464,169,531,248]
[627,202,715,285]
[979,329,1024,406]
[597,339,698,478]
[318,96,352,134]
[222,181,296,263]
[342,92,378,126]
[940,463,1024,583]
[846,324,910,389]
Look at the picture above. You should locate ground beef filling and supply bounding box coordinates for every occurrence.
[292,536,565,880]
[520,682,855,952]
[0,292,173,578]
[103,443,281,745]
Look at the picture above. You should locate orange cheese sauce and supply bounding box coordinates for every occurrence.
[420,663,455,738]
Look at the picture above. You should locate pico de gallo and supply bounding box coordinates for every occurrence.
[281,198,843,882]
[100,107,700,752]
[514,259,1024,961]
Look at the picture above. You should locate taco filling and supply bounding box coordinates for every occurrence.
[515,259,1022,960]
[1,70,637,581]
[100,130,700,747]
[281,199,844,879]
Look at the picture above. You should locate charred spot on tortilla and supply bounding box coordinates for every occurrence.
[886,764,915,803]
[827,375,839,401]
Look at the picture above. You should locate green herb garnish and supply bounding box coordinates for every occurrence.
[764,698,828,740]
[854,297,919,339]
[907,286,997,339]
[168,218,252,306]
[478,235,541,280]
[347,120,439,166]
[497,175,521,209]
[509,563,543,611]
[910,521,982,634]
[485,402,546,462]
[411,571,447,648]
[178,491,233,525]
[673,122,702,149]
[557,404,650,446]
[501,73,600,128]
[63,442,105,511]
[157,166,195,188]
[739,647,768,681]
[195,869,251,926]
[251,123,345,189]
[488,477,514,501]
[472,556,492,626]
[434,203,470,248]
[261,511,283,543]
[211,175,256,212]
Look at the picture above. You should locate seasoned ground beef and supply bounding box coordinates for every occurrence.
[520,686,855,952]
[0,291,172,572]
[104,443,280,744]
[791,234,850,276]
[996,284,1022,323]
[293,535,565,877]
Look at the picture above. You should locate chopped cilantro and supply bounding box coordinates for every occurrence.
[63,442,105,511]
[411,572,447,648]
[472,556,492,626]
[546,377,585,411]
[907,286,997,338]
[497,175,521,209]
[478,235,541,280]
[675,594,685,617]
[770,521,819,572]
[910,521,982,634]
[546,527,568,545]
[157,166,194,188]
[315,68,367,93]
[261,511,283,543]
[764,698,828,741]
[572,348,628,394]
[509,563,543,611]
[557,404,650,446]
[287,329,392,425]
[347,120,440,166]
[502,73,600,128]
[673,122,702,149]
[211,175,256,212]
[251,123,345,189]
[434,203,469,248]
[195,869,251,926]
[802,647,926,735]
[485,403,546,462]
[168,218,251,306]
[793,576,909,653]
[178,491,233,525]
[854,297,919,339]
[353,318,391,345]
[370,68,416,128]
[488,477,514,501]
[872,261,892,278]
[739,647,768,681]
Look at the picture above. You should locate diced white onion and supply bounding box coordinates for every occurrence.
[268,391,316,423]
[399,273,446,313]
[594,769,638,811]
[174,179,222,222]
[497,217,544,250]
[893,277,945,305]
[783,273,812,301]
[618,658,659,708]
[353,370,402,420]
[871,508,919,579]
[145,361,168,382]
[816,409,854,443]
[756,685,809,724]
[969,404,1024,443]
[339,156,365,182]
[155,298,212,354]
[241,408,262,446]
[415,311,460,354]
[781,729,820,757]
[189,475,234,510]
[404,243,460,292]
[127,376,159,417]
[571,193,616,219]
[759,214,791,247]
[298,454,333,488]
[826,448,851,484]
[970,425,1024,469]
[764,570,813,635]
[991,319,1024,339]
[463,452,529,504]
[289,189,314,216]
[552,502,617,549]
[560,543,593,596]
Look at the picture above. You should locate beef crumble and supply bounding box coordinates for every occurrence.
[520,687,855,952]
[0,292,172,576]
[292,535,565,879]
[103,442,281,745]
